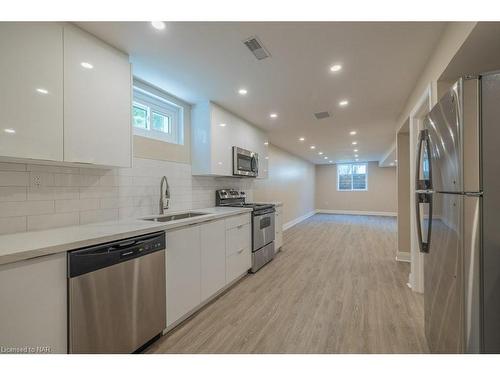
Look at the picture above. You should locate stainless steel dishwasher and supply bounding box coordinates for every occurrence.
[68,231,166,354]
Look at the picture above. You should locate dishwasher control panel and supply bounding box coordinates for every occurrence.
[68,231,166,278]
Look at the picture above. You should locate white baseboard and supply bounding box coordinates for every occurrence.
[283,211,316,231]
[315,209,397,217]
[395,251,411,263]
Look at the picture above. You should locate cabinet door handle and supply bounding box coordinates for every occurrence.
[237,248,245,254]
[237,224,244,229]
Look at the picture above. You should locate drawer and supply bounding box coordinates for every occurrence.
[225,213,250,230]
[226,247,251,284]
[226,223,251,256]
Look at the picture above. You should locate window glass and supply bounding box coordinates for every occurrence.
[337,163,368,191]
[132,105,148,129]
[132,82,184,145]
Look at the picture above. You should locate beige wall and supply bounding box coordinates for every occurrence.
[395,22,476,130]
[132,78,192,164]
[315,162,397,214]
[397,132,410,254]
[253,145,315,225]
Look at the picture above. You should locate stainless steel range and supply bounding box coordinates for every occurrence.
[216,189,275,272]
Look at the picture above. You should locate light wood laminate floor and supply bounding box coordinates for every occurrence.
[147,214,429,353]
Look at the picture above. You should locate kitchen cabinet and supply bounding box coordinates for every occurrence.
[0,252,67,354]
[63,24,132,167]
[166,225,201,327]
[225,213,251,284]
[191,101,268,178]
[200,219,226,301]
[275,205,284,252]
[0,22,64,161]
[165,213,251,330]
[0,22,131,168]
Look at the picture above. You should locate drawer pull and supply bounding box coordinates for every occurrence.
[237,224,244,229]
[237,248,245,254]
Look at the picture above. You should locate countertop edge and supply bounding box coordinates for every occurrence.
[0,207,252,266]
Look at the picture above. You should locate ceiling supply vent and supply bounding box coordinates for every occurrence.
[314,111,331,120]
[243,36,271,60]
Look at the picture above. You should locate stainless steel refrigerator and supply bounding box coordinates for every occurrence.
[415,72,500,353]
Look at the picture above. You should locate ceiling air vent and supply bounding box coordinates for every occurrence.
[314,111,331,120]
[243,36,271,60]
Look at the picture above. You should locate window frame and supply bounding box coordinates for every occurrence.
[132,81,184,145]
[336,162,369,192]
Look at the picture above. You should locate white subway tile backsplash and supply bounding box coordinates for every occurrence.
[55,198,100,213]
[0,171,29,186]
[0,157,253,235]
[27,187,79,201]
[0,200,54,217]
[0,162,27,172]
[0,216,27,235]
[79,208,119,225]
[27,212,80,231]
[0,187,27,202]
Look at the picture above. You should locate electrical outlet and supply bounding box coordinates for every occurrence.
[32,174,41,188]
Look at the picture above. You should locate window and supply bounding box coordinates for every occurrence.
[132,81,184,145]
[337,163,368,191]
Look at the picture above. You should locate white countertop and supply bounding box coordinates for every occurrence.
[0,206,252,266]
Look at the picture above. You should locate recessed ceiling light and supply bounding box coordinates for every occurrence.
[390,162,395,166]
[349,131,357,135]
[265,156,269,160]
[269,113,278,118]
[238,88,248,95]
[299,137,305,141]
[324,156,328,160]
[219,123,226,127]
[264,141,269,145]
[318,152,323,155]
[151,21,166,30]
[4,128,15,134]
[355,158,359,161]
[339,100,349,107]
[395,159,398,162]
[310,145,316,149]
[329,160,333,163]
[353,149,358,152]
[352,141,358,145]
[36,88,48,94]
[80,62,93,69]
[330,64,342,72]
[355,154,359,157]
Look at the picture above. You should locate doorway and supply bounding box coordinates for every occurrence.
[408,85,433,293]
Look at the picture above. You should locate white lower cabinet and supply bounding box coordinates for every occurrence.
[165,213,251,329]
[0,253,67,354]
[225,215,251,284]
[275,206,284,252]
[166,225,202,327]
[200,220,226,301]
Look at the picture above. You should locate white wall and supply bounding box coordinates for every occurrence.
[253,145,315,226]
[315,161,397,215]
[0,158,253,235]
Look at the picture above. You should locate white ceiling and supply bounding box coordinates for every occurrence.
[77,22,446,164]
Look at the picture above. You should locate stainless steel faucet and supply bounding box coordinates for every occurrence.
[159,176,170,214]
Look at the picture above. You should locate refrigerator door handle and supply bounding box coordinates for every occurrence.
[416,129,433,190]
[416,192,433,253]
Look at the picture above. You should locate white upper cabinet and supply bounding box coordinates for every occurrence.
[0,22,64,161]
[63,25,132,167]
[191,101,268,178]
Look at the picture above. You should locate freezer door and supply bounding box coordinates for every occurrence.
[424,192,463,353]
[425,80,462,193]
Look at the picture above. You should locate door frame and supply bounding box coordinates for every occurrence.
[409,84,434,293]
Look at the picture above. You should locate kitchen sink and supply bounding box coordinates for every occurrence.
[143,212,208,222]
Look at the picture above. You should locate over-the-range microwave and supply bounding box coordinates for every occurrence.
[233,146,259,177]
